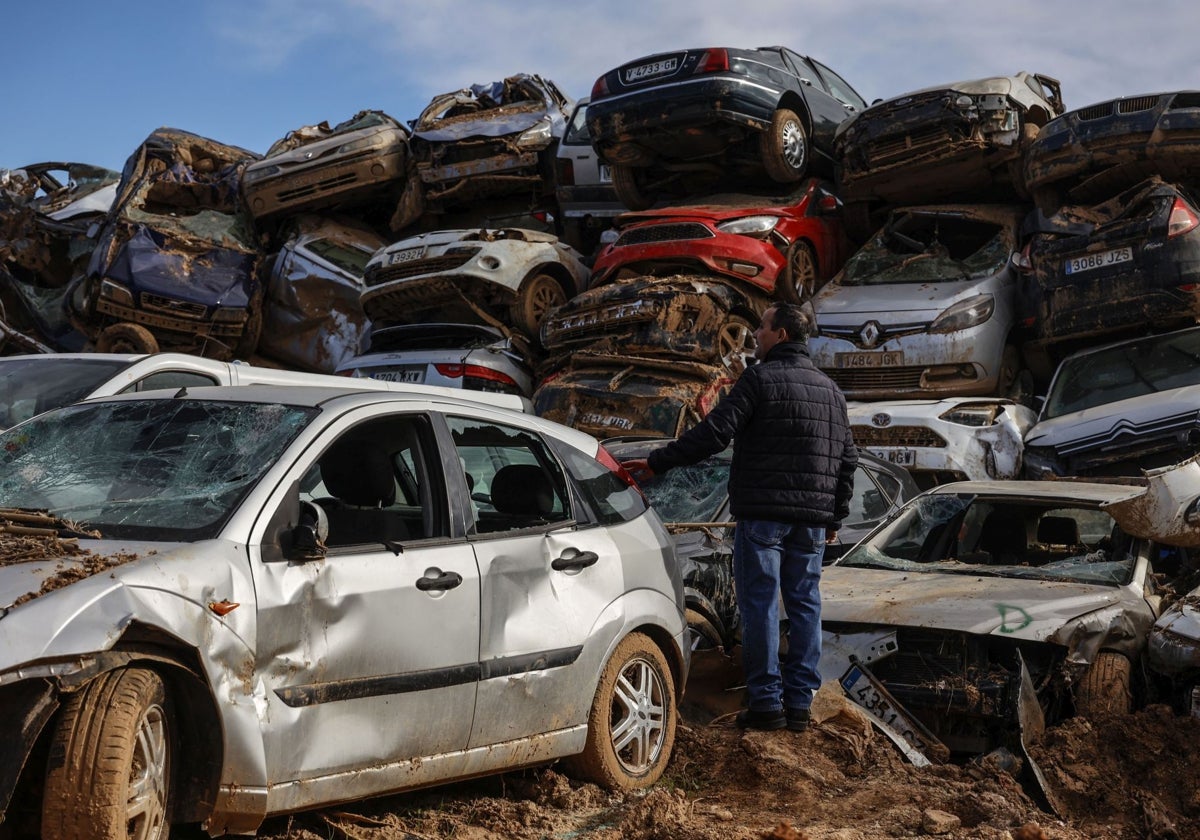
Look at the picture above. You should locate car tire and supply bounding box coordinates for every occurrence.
[511,272,567,338]
[779,240,818,304]
[563,632,677,790]
[717,315,755,374]
[94,322,159,355]
[611,164,655,211]
[760,108,809,184]
[42,668,173,840]
[1074,651,1133,716]
[686,608,724,652]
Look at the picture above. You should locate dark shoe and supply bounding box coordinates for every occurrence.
[786,707,810,732]
[736,708,786,731]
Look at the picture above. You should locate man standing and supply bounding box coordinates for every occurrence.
[624,303,857,732]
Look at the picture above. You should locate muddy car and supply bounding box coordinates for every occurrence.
[0,383,686,837]
[540,274,760,372]
[1023,325,1200,479]
[359,227,589,338]
[1016,177,1200,380]
[835,72,1063,233]
[849,397,1037,488]
[1024,90,1200,214]
[591,179,849,303]
[69,128,263,359]
[809,205,1028,401]
[535,354,734,440]
[242,110,410,224]
[258,215,387,373]
[587,46,866,209]
[605,439,918,650]
[821,480,1190,756]
[406,75,573,220]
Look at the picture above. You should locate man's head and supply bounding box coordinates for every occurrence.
[754,304,811,360]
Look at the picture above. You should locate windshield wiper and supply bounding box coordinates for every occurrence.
[0,508,101,539]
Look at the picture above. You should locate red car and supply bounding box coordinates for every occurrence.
[590,178,850,303]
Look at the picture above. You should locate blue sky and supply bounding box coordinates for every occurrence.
[5,0,1198,172]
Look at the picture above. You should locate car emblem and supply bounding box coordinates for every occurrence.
[895,97,912,106]
[304,151,314,160]
[857,321,881,348]
[871,413,892,427]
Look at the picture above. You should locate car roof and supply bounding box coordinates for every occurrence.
[926,480,1136,504]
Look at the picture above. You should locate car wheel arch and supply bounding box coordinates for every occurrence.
[526,261,578,299]
[776,92,813,136]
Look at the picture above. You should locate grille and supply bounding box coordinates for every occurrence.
[1076,102,1114,121]
[140,294,206,319]
[277,172,358,202]
[435,140,510,165]
[866,126,959,167]
[1117,95,1158,114]
[852,425,947,448]
[365,250,479,286]
[827,366,925,391]
[615,223,713,247]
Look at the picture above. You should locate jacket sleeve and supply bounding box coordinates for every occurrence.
[647,370,759,474]
[832,424,859,526]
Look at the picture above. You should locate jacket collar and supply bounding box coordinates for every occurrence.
[763,341,811,363]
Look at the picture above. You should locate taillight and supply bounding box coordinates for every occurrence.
[697,48,729,74]
[335,368,356,377]
[596,445,646,499]
[1168,197,1200,239]
[434,363,516,386]
[696,377,734,416]
[556,158,575,186]
[591,75,610,99]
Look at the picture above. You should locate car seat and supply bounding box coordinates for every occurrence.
[317,438,409,546]
[977,509,1027,565]
[489,463,555,529]
[1036,516,1084,550]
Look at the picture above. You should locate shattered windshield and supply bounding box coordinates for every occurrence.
[638,450,730,523]
[1043,328,1200,419]
[840,216,1010,285]
[0,357,132,430]
[0,399,317,541]
[838,494,1136,585]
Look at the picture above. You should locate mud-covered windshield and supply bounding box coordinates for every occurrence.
[637,451,730,523]
[0,357,132,430]
[0,399,317,540]
[1043,328,1200,419]
[838,493,1136,585]
[840,215,1011,286]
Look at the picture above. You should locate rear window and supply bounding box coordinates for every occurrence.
[557,445,648,525]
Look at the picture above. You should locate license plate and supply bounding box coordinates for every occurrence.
[1064,246,1133,275]
[834,351,904,368]
[599,164,612,183]
[388,246,425,265]
[868,448,916,466]
[371,369,424,384]
[623,57,679,84]
[840,664,948,762]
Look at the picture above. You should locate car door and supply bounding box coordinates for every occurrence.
[249,408,481,787]
[447,414,626,748]
[781,51,847,153]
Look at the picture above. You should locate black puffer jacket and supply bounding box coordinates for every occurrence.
[647,341,857,525]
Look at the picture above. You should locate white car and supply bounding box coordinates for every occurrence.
[359,228,591,338]
[0,384,686,836]
[849,397,1037,486]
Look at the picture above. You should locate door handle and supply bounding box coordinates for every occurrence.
[416,571,463,591]
[552,550,599,572]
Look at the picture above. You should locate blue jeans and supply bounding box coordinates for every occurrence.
[734,519,825,713]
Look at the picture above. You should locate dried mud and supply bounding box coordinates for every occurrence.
[0,531,140,606]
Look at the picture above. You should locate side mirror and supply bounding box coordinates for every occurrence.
[287,500,329,562]
[1010,250,1033,273]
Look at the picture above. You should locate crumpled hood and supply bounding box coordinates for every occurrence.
[413,109,551,142]
[814,278,994,322]
[1025,385,1200,449]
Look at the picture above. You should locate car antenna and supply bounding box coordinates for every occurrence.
[173,387,188,399]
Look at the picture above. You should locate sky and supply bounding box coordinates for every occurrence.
[4,0,1198,172]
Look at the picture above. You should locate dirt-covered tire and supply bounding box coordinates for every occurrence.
[42,668,173,840]
[760,108,809,184]
[1074,651,1133,716]
[94,322,159,355]
[717,315,755,373]
[685,608,724,652]
[779,240,818,304]
[511,272,567,338]
[563,632,677,790]
[611,164,655,211]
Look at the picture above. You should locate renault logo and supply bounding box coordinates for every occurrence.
[857,321,881,348]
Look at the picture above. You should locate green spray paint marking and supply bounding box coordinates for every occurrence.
[996,604,1032,633]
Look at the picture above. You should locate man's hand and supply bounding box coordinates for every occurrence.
[622,458,655,483]
[825,528,839,545]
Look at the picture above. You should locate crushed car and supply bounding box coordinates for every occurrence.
[556,96,625,257]
[68,128,263,359]
[849,397,1037,488]
[1015,177,1200,382]
[257,215,387,373]
[587,46,867,209]
[359,227,590,338]
[590,178,849,303]
[0,383,686,837]
[1023,325,1200,479]
[809,204,1029,401]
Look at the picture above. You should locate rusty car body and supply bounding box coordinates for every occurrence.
[359,227,589,338]
[1023,90,1200,213]
[258,215,387,373]
[241,110,410,224]
[0,383,686,837]
[590,178,848,303]
[586,46,866,209]
[849,397,1037,488]
[69,128,263,359]
[1023,325,1200,479]
[809,204,1027,400]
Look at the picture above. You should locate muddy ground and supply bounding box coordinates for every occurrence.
[247,649,1200,840]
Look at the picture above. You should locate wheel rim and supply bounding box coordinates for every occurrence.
[789,246,817,300]
[127,703,169,840]
[525,277,566,325]
[781,120,806,170]
[609,656,667,774]
[718,320,754,373]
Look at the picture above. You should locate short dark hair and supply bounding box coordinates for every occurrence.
[767,303,811,341]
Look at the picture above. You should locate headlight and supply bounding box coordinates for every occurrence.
[516,119,553,150]
[715,215,779,237]
[954,94,974,109]
[242,164,281,183]
[337,136,379,155]
[99,280,134,306]
[929,294,994,334]
[939,403,1000,426]
[1185,497,1200,525]
[1022,445,1061,478]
